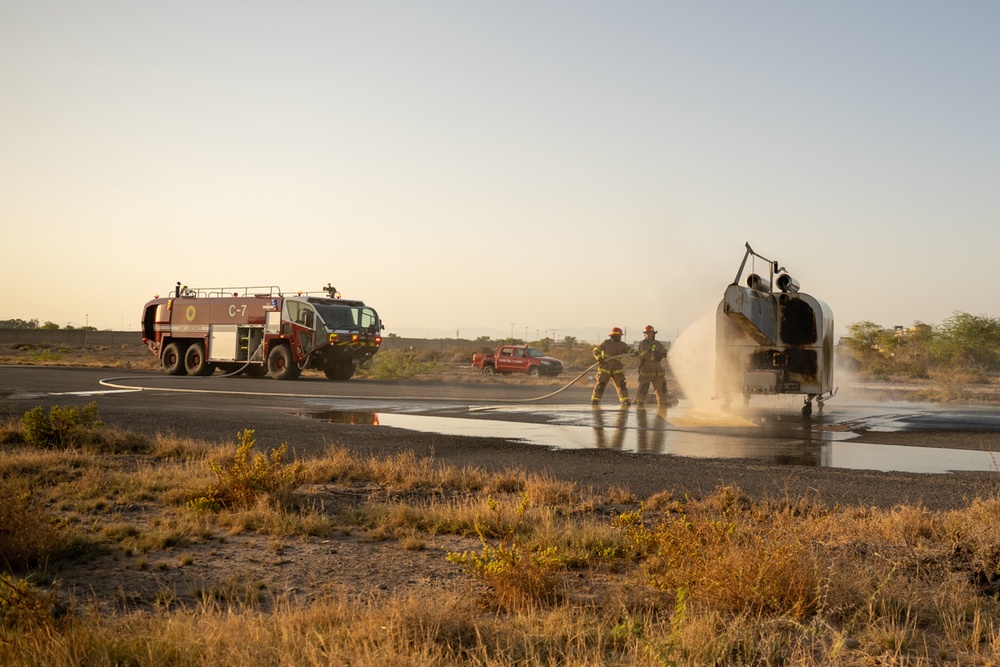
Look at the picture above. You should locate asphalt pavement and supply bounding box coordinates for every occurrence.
[4,365,1000,510]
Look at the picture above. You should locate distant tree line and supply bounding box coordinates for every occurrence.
[844,312,1000,379]
[0,318,97,331]
[474,334,579,347]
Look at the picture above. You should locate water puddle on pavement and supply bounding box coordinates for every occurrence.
[301,405,1000,474]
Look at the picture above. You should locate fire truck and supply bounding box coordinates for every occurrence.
[140,283,383,380]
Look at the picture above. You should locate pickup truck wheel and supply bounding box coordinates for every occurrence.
[162,342,187,376]
[483,365,496,375]
[528,367,540,377]
[268,345,301,380]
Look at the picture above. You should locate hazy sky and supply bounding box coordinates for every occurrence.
[2,2,997,342]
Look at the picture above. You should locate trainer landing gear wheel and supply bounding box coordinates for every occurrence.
[802,394,818,417]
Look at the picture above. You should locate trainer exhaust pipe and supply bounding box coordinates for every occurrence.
[776,274,799,293]
[746,274,771,292]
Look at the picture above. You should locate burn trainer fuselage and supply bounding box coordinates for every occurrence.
[715,244,836,416]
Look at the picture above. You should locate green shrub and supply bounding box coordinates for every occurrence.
[20,402,102,448]
[360,350,439,380]
[189,429,302,511]
[447,494,565,608]
[0,575,57,630]
[28,348,60,363]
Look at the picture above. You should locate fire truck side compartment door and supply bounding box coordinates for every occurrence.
[265,310,281,334]
[209,325,238,362]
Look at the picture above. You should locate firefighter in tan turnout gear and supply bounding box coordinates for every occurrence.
[635,324,678,408]
[591,327,633,407]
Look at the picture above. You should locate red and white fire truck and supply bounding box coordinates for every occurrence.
[140,283,382,380]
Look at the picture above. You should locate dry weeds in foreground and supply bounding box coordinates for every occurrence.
[3,411,1000,664]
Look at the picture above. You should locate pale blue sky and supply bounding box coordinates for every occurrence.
[2,2,997,341]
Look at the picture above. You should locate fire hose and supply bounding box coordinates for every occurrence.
[98,353,639,405]
[508,353,630,403]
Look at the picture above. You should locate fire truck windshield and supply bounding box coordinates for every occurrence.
[312,303,379,332]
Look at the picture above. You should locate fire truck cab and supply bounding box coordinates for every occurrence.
[141,283,382,381]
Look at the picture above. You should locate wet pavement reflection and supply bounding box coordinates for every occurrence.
[301,400,1000,475]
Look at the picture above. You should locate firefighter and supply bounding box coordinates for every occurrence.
[591,327,632,407]
[635,324,677,408]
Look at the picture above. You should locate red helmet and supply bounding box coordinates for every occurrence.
[610,327,623,337]
[643,325,656,334]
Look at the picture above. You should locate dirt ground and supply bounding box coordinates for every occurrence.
[41,406,1000,618]
[5,346,1000,617]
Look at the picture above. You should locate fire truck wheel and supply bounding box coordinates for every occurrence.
[184,342,214,376]
[267,345,301,381]
[163,343,187,376]
[528,366,540,377]
[243,364,268,378]
[483,365,496,375]
[323,362,355,381]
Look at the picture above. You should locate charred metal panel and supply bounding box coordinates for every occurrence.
[779,297,817,345]
[747,347,818,377]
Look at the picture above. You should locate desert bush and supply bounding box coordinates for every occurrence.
[189,429,302,511]
[0,575,58,631]
[0,478,57,572]
[358,349,440,380]
[0,417,22,445]
[447,494,566,608]
[20,402,102,448]
[616,490,826,619]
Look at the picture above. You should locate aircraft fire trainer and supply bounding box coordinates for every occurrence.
[715,243,837,416]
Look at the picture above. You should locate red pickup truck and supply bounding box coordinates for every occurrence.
[472,345,564,377]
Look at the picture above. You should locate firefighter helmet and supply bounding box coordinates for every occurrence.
[610,327,623,337]
[643,325,656,334]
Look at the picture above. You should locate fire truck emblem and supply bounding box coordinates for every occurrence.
[185,305,196,322]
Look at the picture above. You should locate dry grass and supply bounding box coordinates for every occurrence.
[4,408,1000,664]
[0,339,589,384]
[0,342,158,370]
